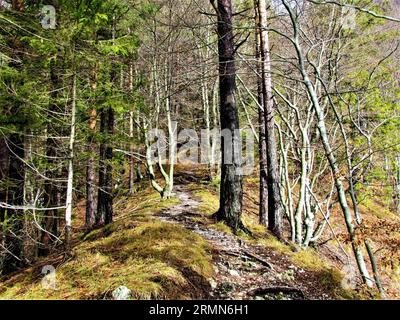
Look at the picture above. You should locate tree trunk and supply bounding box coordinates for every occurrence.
[2,133,25,272]
[365,240,385,297]
[254,0,268,227]
[40,61,60,254]
[128,62,135,194]
[97,106,114,225]
[0,138,9,224]
[259,0,283,238]
[211,77,220,178]
[129,111,135,193]
[86,65,98,228]
[97,21,116,225]
[65,74,77,246]
[86,112,97,228]
[212,0,244,232]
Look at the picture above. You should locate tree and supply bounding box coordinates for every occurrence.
[258,0,283,237]
[281,0,373,287]
[0,0,27,273]
[211,0,245,233]
[253,0,268,227]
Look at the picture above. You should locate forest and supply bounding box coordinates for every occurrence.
[0,0,399,301]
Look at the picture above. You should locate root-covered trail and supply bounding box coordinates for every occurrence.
[156,184,335,300]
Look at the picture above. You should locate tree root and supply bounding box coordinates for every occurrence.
[248,286,305,298]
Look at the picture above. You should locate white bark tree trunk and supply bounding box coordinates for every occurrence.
[65,73,77,245]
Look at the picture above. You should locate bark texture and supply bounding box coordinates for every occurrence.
[259,0,283,237]
[212,0,244,232]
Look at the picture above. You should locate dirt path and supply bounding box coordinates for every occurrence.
[156,184,334,300]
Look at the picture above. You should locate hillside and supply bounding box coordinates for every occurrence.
[1,167,395,300]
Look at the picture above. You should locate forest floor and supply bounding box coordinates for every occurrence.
[156,183,339,300]
[0,167,390,300]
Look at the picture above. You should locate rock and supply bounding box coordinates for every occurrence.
[209,279,218,289]
[112,286,132,300]
[228,269,240,277]
[243,261,258,269]
[277,269,295,281]
[218,263,227,271]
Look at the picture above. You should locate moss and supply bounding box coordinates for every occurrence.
[0,188,213,300]
[255,235,293,255]
[241,213,265,235]
[0,252,184,300]
[209,221,233,234]
[290,248,361,299]
[244,177,259,184]
[359,198,396,220]
[277,269,296,282]
[192,188,219,216]
[209,178,221,190]
[291,248,327,271]
[97,221,213,279]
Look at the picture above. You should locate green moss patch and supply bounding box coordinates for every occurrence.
[0,189,213,300]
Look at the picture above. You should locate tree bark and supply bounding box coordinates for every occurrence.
[128,61,135,194]
[259,0,283,237]
[212,0,244,232]
[97,21,116,225]
[86,122,97,227]
[86,65,98,228]
[97,106,114,225]
[40,61,61,254]
[0,138,9,224]
[65,73,77,246]
[254,0,268,227]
